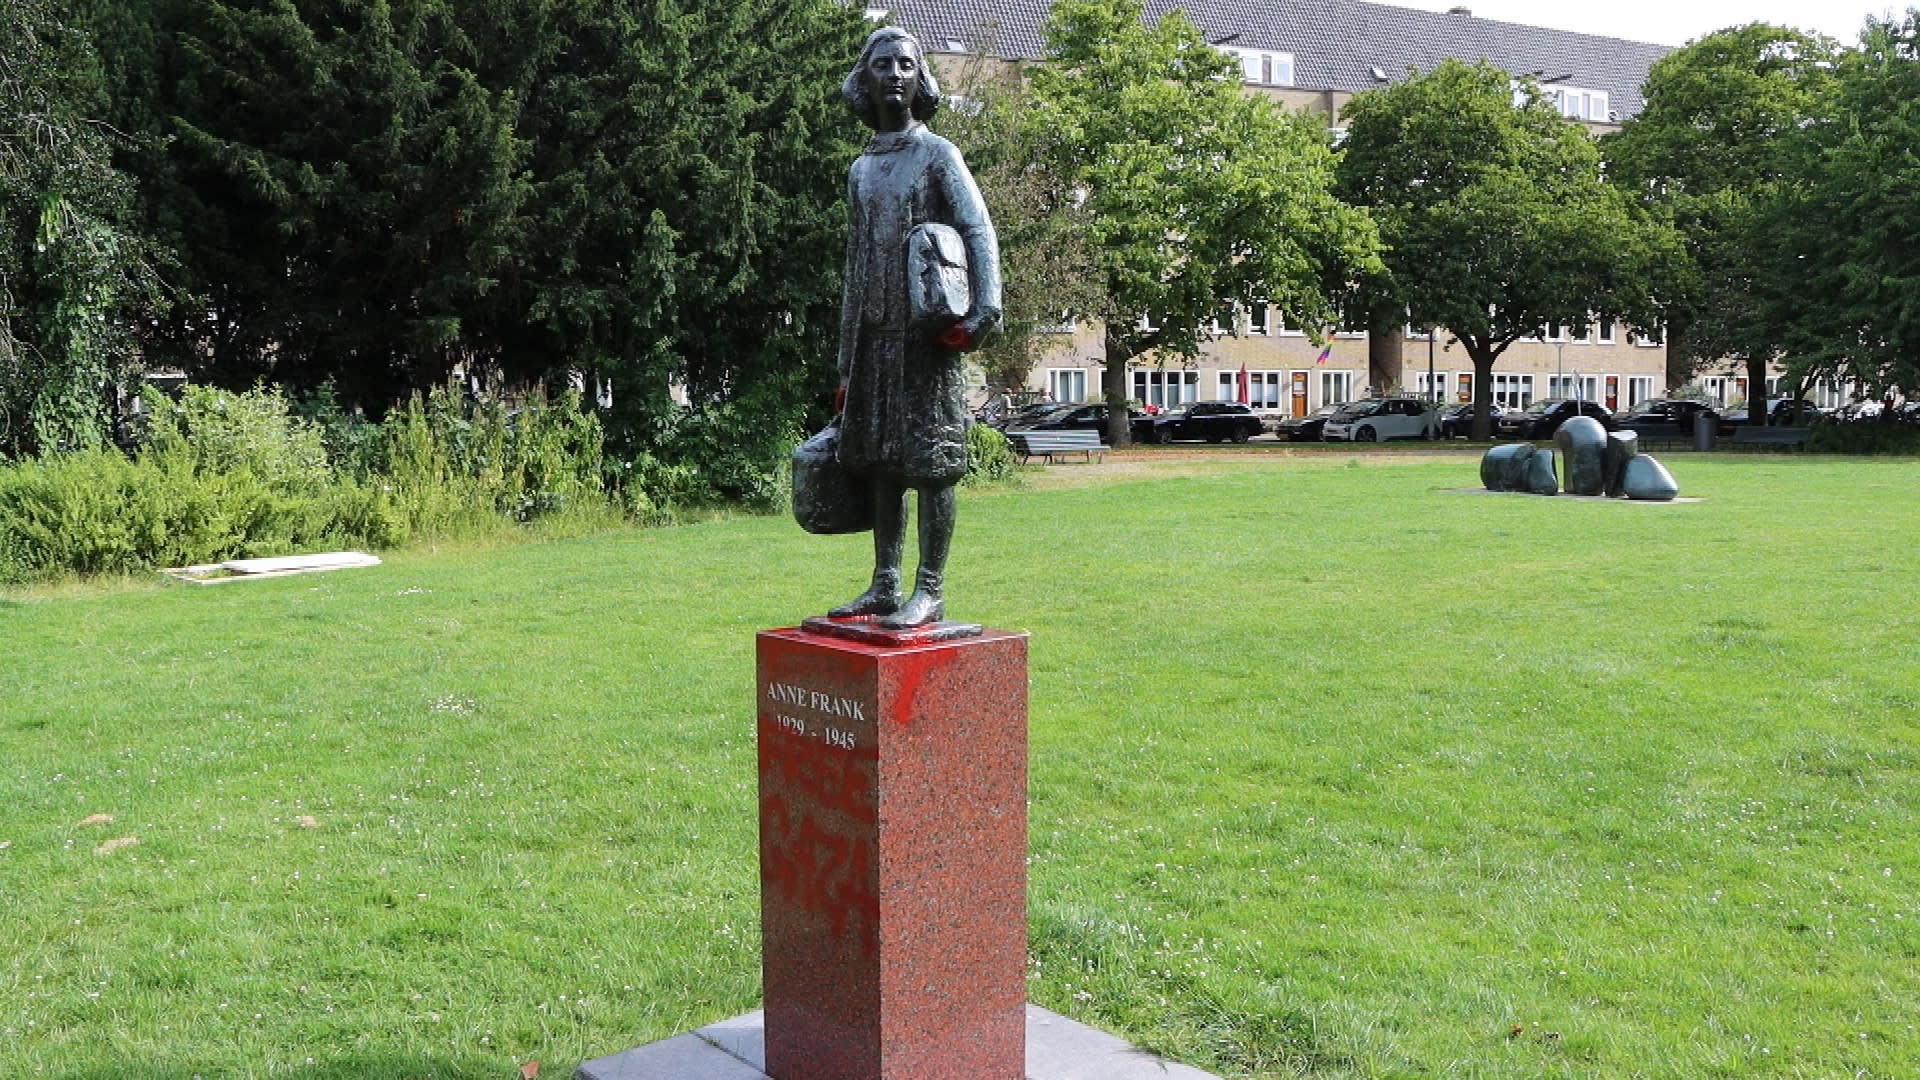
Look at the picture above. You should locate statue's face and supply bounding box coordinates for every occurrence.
[864,38,920,111]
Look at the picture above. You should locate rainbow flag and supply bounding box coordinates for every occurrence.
[1315,344,1332,365]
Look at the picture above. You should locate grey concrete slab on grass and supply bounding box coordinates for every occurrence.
[574,1003,1222,1079]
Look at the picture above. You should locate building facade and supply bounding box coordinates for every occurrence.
[877,0,1688,414]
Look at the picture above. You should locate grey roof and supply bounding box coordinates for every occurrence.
[881,0,1671,119]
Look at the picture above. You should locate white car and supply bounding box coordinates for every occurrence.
[1321,397,1440,442]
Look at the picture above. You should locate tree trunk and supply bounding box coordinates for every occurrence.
[1468,345,1500,441]
[1368,323,1402,397]
[1747,353,1770,427]
[1103,330,1134,447]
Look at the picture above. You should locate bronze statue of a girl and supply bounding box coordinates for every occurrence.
[825,27,1001,629]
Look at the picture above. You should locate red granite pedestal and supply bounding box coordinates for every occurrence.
[755,621,1028,1080]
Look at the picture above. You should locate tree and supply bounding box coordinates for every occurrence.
[1761,14,1920,401]
[117,0,532,406]
[478,0,871,495]
[1604,23,1839,414]
[1,0,166,457]
[934,40,1102,396]
[1028,0,1380,446]
[1339,59,1681,439]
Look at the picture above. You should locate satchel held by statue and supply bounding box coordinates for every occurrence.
[906,223,970,328]
[791,421,873,535]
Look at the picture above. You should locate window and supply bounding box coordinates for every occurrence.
[1415,371,1452,401]
[1493,373,1535,409]
[1319,369,1355,408]
[1701,376,1730,407]
[1545,322,1571,342]
[1596,317,1616,345]
[1038,313,1077,334]
[1277,309,1306,336]
[1631,325,1665,347]
[1216,369,1285,408]
[1626,376,1655,407]
[1247,302,1269,336]
[1133,368,1198,408]
[1553,86,1611,123]
[1221,48,1294,87]
[1047,368,1088,403]
[863,6,889,19]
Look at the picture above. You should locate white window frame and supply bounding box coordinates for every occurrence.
[1221,48,1295,88]
[1596,317,1616,345]
[1216,369,1285,408]
[1319,370,1355,409]
[1133,368,1198,408]
[1626,376,1655,407]
[1493,373,1535,410]
[1247,302,1269,336]
[1414,371,1453,402]
[1047,368,1089,404]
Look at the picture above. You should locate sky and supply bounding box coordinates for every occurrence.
[1390,0,1906,47]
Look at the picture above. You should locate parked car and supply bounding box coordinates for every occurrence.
[990,401,1072,431]
[1322,396,1440,442]
[1145,401,1265,443]
[1009,402,1152,442]
[1437,402,1505,439]
[1494,398,1616,440]
[1272,403,1343,442]
[1615,398,1726,438]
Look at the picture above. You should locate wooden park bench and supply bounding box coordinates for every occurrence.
[1008,428,1109,464]
[1727,426,1811,451]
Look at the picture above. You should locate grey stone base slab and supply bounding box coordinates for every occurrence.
[576,1003,1221,1080]
[1445,488,1702,504]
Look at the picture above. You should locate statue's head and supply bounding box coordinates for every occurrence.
[843,27,941,129]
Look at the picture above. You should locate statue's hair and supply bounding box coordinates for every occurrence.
[842,27,941,128]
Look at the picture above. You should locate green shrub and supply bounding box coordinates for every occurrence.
[963,421,1021,487]
[1806,420,1920,455]
[143,384,331,495]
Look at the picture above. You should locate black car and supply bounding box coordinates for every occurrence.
[1494,398,1616,440]
[1010,402,1152,442]
[1272,403,1342,442]
[1145,401,1265,443]
[1438,402,1505,439]
[1615,398,1726,438]
[990,401,1073,431]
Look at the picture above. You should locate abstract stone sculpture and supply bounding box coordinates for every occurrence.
[1621,455,1681,501]
[1602,430,1639,498]
[1479,434,1678,501]
[1554,416,1608,496]
[1480,443,1535,491]
[821,27,1003,630]
[1522,445,1560,495]
[1483,442,1560,495]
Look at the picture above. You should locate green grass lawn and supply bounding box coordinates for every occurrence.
[4,452,1917,1079]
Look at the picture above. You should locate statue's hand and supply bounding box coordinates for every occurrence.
[938,320,975,351]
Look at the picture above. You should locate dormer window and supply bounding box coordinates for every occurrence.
[863,7,888,20]
[1550,85,1610,122]
[1220,47,1295,87]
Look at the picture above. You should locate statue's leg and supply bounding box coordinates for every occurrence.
[880,481,955,628]
[830,475,906,617]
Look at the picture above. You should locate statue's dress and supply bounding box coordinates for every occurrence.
[836,124,994,485]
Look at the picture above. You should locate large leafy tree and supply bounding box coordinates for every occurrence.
[1029,0,1381,446]
[1761,14,1920,401]
[119,0,532,406]
[479,0,869,485]
[934,43,1102,396]
[1339,59,1681,439]
[1604,23,1839,412]
[1,0,165,456]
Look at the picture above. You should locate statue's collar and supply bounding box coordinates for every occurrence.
[866,123,926,155]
